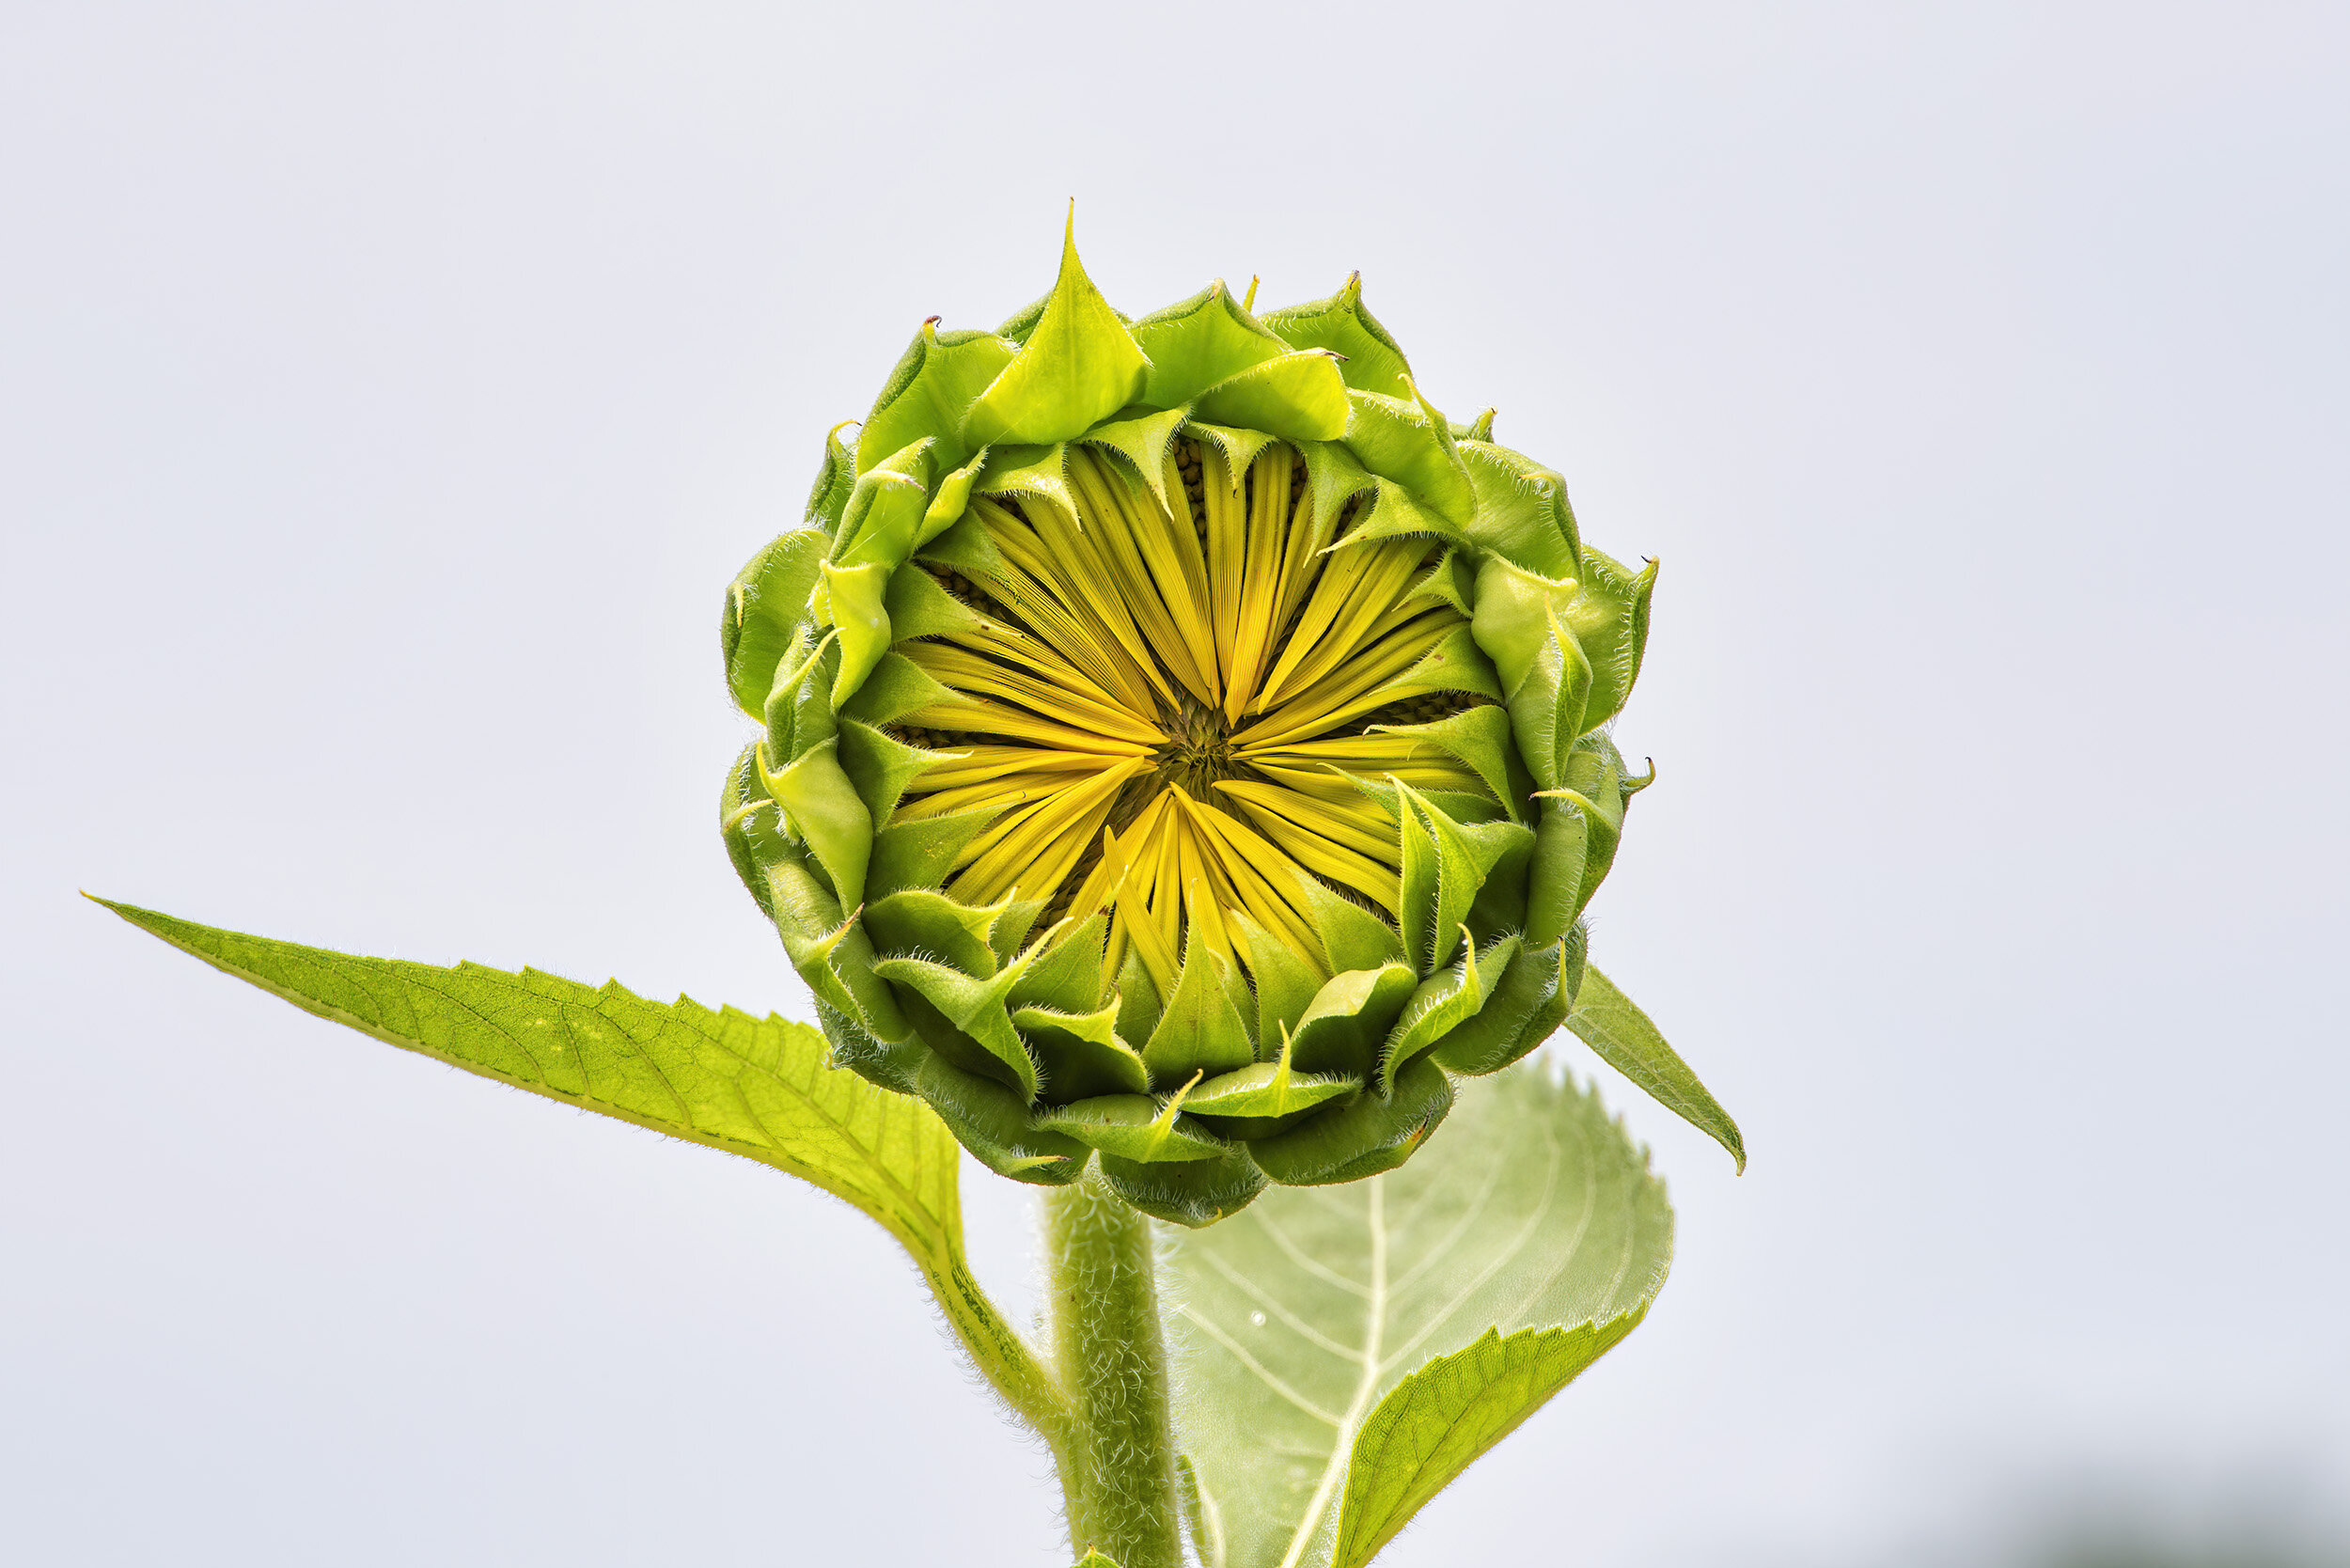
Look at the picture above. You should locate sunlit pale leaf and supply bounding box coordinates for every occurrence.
[1163,1063,1672,1568]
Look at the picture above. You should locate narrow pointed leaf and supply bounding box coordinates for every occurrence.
[1568,964,1745,1171]
[95,898,1065,1432]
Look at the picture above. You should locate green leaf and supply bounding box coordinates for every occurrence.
[1070,1553,1127,1568]
[1163,1063,1672,1568]
[93,897,1068,1437]
[1331,1320,1639,1568]
[1568,964,1746,1172]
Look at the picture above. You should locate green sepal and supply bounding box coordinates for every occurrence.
[1336,475,1465,556]
[1297,439,1377,552]
[1569,964,1745,1170]
[1230,908,1327,1051]
[721,527,825,719]
[758,736,870,912]
[1561,918,1589,1011]
[1190,351,1351,444]
[1540,733,1638,915]
[1410,546,1480,619]
[1259,273,1414,400]
[1008,912,1111,1012]
[830,441,933,570]
[857,320,1017,477]
[988,896,1047,970]
[763,628,838,764]
[1470,555,1592,791]
[1182,420,1278,486]
[963,212,1148,447]
[1464,814,1539,942]
[901,1047,1089,1185]
[1565,545,1656,731]
[1381,622,1505,706]
[1342,385,1474,523]
[1287,962,1418,1079]
[1183,1048,1359,1139]
[803,421,857,534]
[912,509,1011,587]
[1427,936,1571,1075]
[1017,1003,1152,1099]
[921,451,986,544]
[995,292,1048,343]
[883,562,982,642]
[719,742,789,921]
[1098,1148,1266,1228]
[972,441,1082,524]
[813,994,926,1098]
[766,852,909,1043]
[1113,945,1163,1052]
[1076,407,1189,516]
[1034,1083,1230,1164]
[817,559,892,708]
[1142,928,1256,1087]
[1459,441,1579,580]
[1392,782,1519,976]
[834,717,939,826]
[1383,932,1519,1091]
[864,887,1008,976]
[1297,878,1405,974]
[868,804,997,898]
[1131,280,1287,407]
[838,649,960,729]
[756,622,828,751]
[872,954,1040,1102]
[1250,1056,1452,1186]
[1368,702,1523,820]
[1525,793,1593,945]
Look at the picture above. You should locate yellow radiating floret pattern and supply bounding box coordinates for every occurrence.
[889,440,1488,993]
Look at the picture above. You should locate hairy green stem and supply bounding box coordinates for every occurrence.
[1042,1169,1185,1568]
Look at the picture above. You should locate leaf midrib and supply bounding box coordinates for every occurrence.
[1276,1176,1388,1568]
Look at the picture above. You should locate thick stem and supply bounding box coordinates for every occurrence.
[1042,1169,1185,1568]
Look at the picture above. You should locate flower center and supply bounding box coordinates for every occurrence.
[1149,693,1247,801]
[886,437,1491,985]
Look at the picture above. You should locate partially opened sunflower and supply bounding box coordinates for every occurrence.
[720,217,1653,1226]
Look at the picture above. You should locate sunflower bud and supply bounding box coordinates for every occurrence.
[720,214,1654,1225]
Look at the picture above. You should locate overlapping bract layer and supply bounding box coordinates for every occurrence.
[720,220,1655,1225]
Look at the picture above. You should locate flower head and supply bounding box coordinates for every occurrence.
[722,214,1653,1224]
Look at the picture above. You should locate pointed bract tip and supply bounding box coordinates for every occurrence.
[1243,274,1260,312]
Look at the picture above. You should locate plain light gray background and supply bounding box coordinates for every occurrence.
[5,3,2345,1564]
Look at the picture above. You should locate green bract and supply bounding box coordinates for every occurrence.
[720,216,1657,1226]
